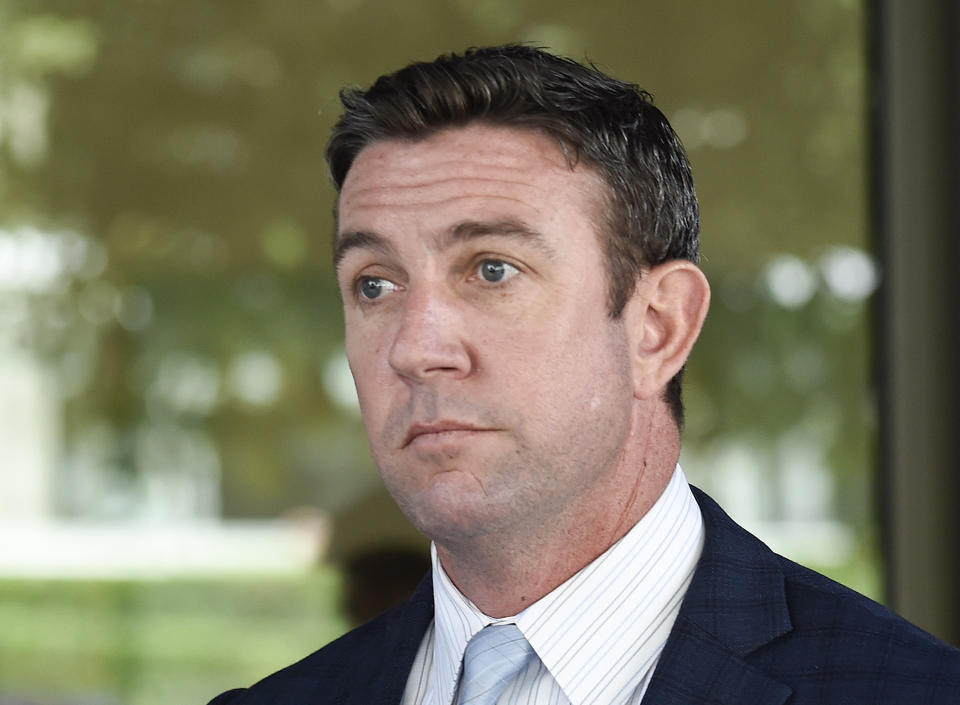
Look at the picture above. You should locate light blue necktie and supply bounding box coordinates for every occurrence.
[458,624,535,705]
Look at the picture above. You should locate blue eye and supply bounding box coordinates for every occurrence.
[358,277,396,300]
[478,260,519,283]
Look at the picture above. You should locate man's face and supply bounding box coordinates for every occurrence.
[335,124,638,544]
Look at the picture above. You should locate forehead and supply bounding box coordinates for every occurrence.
[336,124,605,236]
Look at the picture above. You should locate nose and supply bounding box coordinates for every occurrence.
[387,284,473,382]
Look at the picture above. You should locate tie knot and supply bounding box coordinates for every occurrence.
[459,624,534,705]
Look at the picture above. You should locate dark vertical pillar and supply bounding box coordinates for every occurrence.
[872,0,960,645]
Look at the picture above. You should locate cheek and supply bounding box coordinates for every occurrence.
[345,313,392,372]
[504,314,630,402]
[345,338,388,416]
[491,327,587,404]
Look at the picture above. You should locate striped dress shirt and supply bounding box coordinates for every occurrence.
[401,465,705,705]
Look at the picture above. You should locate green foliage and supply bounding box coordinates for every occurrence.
[0,0,880,700]
[0,0,871,522]
[0,571,350,705]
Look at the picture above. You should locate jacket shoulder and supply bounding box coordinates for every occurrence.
[685,487,960,704]
[760,551,960,702]
[206,573,433,704]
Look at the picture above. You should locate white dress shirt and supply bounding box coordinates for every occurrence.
[401,465,705,705]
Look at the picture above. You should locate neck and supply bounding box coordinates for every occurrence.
[436,405,680,618]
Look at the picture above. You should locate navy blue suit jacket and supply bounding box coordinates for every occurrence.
[209,488,960,704]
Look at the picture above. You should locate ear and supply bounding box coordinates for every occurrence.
[623,261,710,401]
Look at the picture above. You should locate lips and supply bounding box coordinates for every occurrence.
[402,421,492,448]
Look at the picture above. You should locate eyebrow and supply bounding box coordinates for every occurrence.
[333,230,397,270]
[335,218,555,270]
[444,219,555,257]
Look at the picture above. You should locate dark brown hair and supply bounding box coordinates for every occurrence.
[326,45,700,427]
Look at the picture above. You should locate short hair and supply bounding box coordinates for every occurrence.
[325,45,700,427]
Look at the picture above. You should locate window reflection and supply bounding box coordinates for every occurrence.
[0,1,873,702]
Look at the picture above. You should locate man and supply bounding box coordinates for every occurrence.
[209,45,960,704]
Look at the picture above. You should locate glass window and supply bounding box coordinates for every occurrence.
[0,1,874,702]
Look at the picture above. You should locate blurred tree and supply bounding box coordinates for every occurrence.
[0,0,873,600]
[0,0,878,701]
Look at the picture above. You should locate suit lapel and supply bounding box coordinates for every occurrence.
[642,488,794,705]
[644,621,792,705]
[352,571,435,705]
[361,488,795,705]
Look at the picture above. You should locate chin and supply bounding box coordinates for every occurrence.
[381,460,519,539]
[402,491,510,545]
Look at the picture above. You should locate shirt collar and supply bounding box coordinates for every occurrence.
[427,464,704,705]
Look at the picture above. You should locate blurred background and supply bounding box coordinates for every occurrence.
[1,0,957,703]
